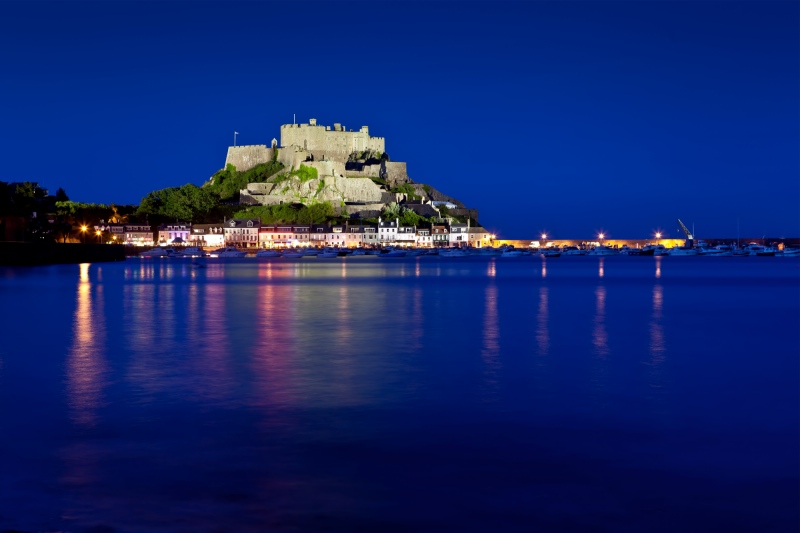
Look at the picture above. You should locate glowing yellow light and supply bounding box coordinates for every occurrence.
[541,233,547,240]
[598,233,605,240]
[81,225,87,232]
[655,232,661,239]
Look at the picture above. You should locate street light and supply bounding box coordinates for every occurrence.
[96,230,102,244]
[655,232,661,246]
[598,232,605,245]
[80,225,87,244]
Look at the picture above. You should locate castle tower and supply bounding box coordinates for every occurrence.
[280,118,385,154]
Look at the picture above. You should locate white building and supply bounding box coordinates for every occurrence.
[190,224,224,248]
[379,217,398,244]
[449,223,468,248]
[396,225,417,246]
[224,219,260,248]
[157,223,191,245]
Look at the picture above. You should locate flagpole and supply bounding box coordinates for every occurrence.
[234,131,238,146]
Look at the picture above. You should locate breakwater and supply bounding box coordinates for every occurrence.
[495,237,799,249]
[0,242,126,266]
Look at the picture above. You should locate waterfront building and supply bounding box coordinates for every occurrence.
[224,219,260,248]
[396,224,417,246]
[310,224,328,247]
[124,224,154,246]
[190,224,224,248]
[468,227,491,248]
[432,224,449,247]
[157,222,191,245]
[101,223,125,243]
[259,225,310,248]
[379,217,398,244]
[342,225,367,248]
[449,223,469,248]
[326,223,347,247]
[416,227,432,248]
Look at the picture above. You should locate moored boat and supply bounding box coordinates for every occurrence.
[255,249,281,258]
[139,247,179,258]
[586,245,618,256]
[211,247,246,258]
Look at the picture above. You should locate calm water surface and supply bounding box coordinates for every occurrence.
[0,256,798,532]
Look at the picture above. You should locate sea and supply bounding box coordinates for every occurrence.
[0,256,797,533]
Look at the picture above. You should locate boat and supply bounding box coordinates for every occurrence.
[666,247,698,256]
[380,250,407,258]
[586,245,618,256]
[211,247,246,258]
[282,251,304,258]
[365,249,383,255]
[255,249,282,258]
[740,244,777,256]
[405,249,425,257]
[350,248,367,256]
[780,247,800,257]
[440,249,469,257]
[180,246,206,258]
[139,247,179,258]
[501,249,524,257]
[317,248,341,258]
[542,250,561,258]
[697,245,733,256]
[562,247,585,256]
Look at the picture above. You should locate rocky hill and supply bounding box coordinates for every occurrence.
[221,144,477,222]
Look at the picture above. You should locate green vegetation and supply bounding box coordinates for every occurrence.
[206,161,285,201]
[422,184,432,197]
[234,201,335,224]
[288,164,318,183]
[137,184,217,222]
[368,176,388,187]
[390,183,420,200]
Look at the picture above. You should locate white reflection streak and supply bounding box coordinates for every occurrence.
[592,286,609,357]
[598,257,605,278]
[536,286,549,355]
[542,259,547,279]
[487,259,496,278]
[655,255,662,279]
[410,286,423,351]
[196,281,233,403]
[66,263,108,427]
[482,283,500,393]
[649,284,665,371]
[252,283,288,408]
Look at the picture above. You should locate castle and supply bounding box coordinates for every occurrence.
[281,119,385,154]
[221,118,478,222]
[224,118,386,173]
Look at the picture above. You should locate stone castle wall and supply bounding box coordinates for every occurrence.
[281,120,385,153]
[225,145,274,172]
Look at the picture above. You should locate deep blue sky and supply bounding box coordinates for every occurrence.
[1,1,797,239]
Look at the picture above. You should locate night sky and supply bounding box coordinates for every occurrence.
[1,1,797,239]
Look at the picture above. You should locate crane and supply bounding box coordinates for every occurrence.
[677,218,693,248]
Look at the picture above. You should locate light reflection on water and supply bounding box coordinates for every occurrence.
[536,286,549,356]
[592,285,609,358]
[66,263,108,427]
[0,257,797,532]
[481,282,500,398]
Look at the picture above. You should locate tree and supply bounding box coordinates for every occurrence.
[55,187,69,202]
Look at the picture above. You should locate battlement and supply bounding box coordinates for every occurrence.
[280,118,385,154]
[224,145,274,172]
